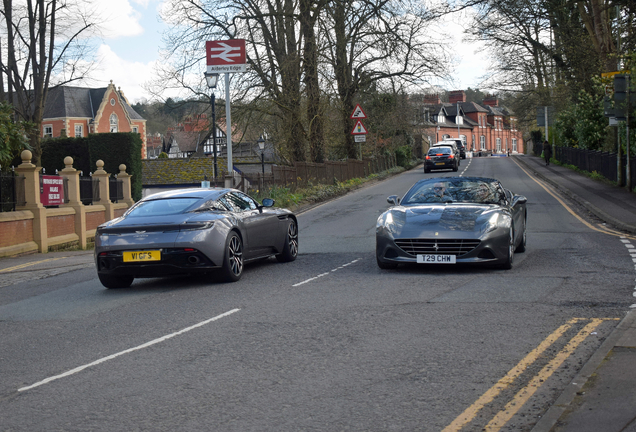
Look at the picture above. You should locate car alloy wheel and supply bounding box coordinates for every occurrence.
[501,228,514,269]
[277,219,298,262]
[516,217,527,253]
[220,232,244,282]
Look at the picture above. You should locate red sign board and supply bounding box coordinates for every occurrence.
[40,175,64,206]
[206,40,247,73]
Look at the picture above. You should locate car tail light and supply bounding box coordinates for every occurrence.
[425,155,431,160]
[449,154,455,159]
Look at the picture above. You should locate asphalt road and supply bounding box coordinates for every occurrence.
[0,156,633,431]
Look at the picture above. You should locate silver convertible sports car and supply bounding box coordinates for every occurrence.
[95,188,298,288]
[376,177,527,270]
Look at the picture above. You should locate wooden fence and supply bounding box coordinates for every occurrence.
[231,155,396,192]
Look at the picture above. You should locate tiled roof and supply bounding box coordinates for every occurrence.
[167,130,210,153]
[43,85,144,120]
[459,101,489,113]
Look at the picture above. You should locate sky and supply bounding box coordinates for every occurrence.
[86,0,490,104]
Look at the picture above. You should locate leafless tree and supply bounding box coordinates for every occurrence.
[153,0,451,162]
[0,0,99,165]
[321,0,450,158]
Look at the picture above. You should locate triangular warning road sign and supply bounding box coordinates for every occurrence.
[351,120,368,134]
[350,104,367,119]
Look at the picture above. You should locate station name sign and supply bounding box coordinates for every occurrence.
[206,40,247,73]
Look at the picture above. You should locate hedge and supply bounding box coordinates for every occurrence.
[41,133,142,201]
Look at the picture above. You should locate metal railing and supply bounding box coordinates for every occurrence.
[80,175,99,205]
[109,177,124,203]
[554,146,636,188]
[0,171,25,212]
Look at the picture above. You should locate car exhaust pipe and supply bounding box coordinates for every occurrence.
[188,256,200,264]
[100,259,110,270]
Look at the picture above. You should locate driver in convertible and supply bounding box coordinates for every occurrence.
[428,182,454,203]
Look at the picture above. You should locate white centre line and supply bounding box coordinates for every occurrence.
[293,258,361,287]
[18,308,241,392]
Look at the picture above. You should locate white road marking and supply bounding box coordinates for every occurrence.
[459,157,473,176]
[18,308,241,392]
[622,237,636,309]
[293,259,361,287]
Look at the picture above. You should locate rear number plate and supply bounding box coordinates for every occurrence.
[123,251,161,262]
[435,162,446,165]
[417,254,456,264]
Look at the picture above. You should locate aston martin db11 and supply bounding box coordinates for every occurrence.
[95,188,298,288]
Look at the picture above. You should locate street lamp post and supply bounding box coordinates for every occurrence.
[204,72,219,180]
[257,136,265,175]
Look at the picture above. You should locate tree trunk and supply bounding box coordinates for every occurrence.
[300,0,324,163]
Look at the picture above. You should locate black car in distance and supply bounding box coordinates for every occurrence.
[424,145,458,173]
[440,138,467,159]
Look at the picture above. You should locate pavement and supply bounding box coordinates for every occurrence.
[1,153,636,431]
[514,153,636,432]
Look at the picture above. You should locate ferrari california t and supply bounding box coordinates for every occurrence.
[95,188,298,288]
[376,177,527,270]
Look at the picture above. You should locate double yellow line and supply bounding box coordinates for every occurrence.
[443,317,618,431]
[0,257,67,273]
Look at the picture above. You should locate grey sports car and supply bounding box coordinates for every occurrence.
[376,177,527,270]
[95,188,298,288]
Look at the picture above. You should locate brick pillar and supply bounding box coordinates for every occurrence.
[117,164,135,207]
[60,156,87,249]
[15,150,48,253]
[92,160,114,221]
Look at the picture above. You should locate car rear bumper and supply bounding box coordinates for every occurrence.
[95,248,221,277]
[425,160,455,170]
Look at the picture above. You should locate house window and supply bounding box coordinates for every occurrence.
[110,98,115,106]
[442,134,450,140]
[132,126,138,134]
[43,125,53,138]
[496,138,502,152]
[459,135,466,144]
[110,114,118,132]
[74,124,83,137]
[480,135,486,150]
[512,138,517,152]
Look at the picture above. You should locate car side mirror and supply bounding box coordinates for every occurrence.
[512,195,527,206]
[387,195,400,205]
[262,198,275,207]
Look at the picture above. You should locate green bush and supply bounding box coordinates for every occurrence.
[394,145,412,168]
[41,132,143,201]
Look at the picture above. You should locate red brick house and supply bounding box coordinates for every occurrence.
[41,81,147,157]
[419,90,523,155]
